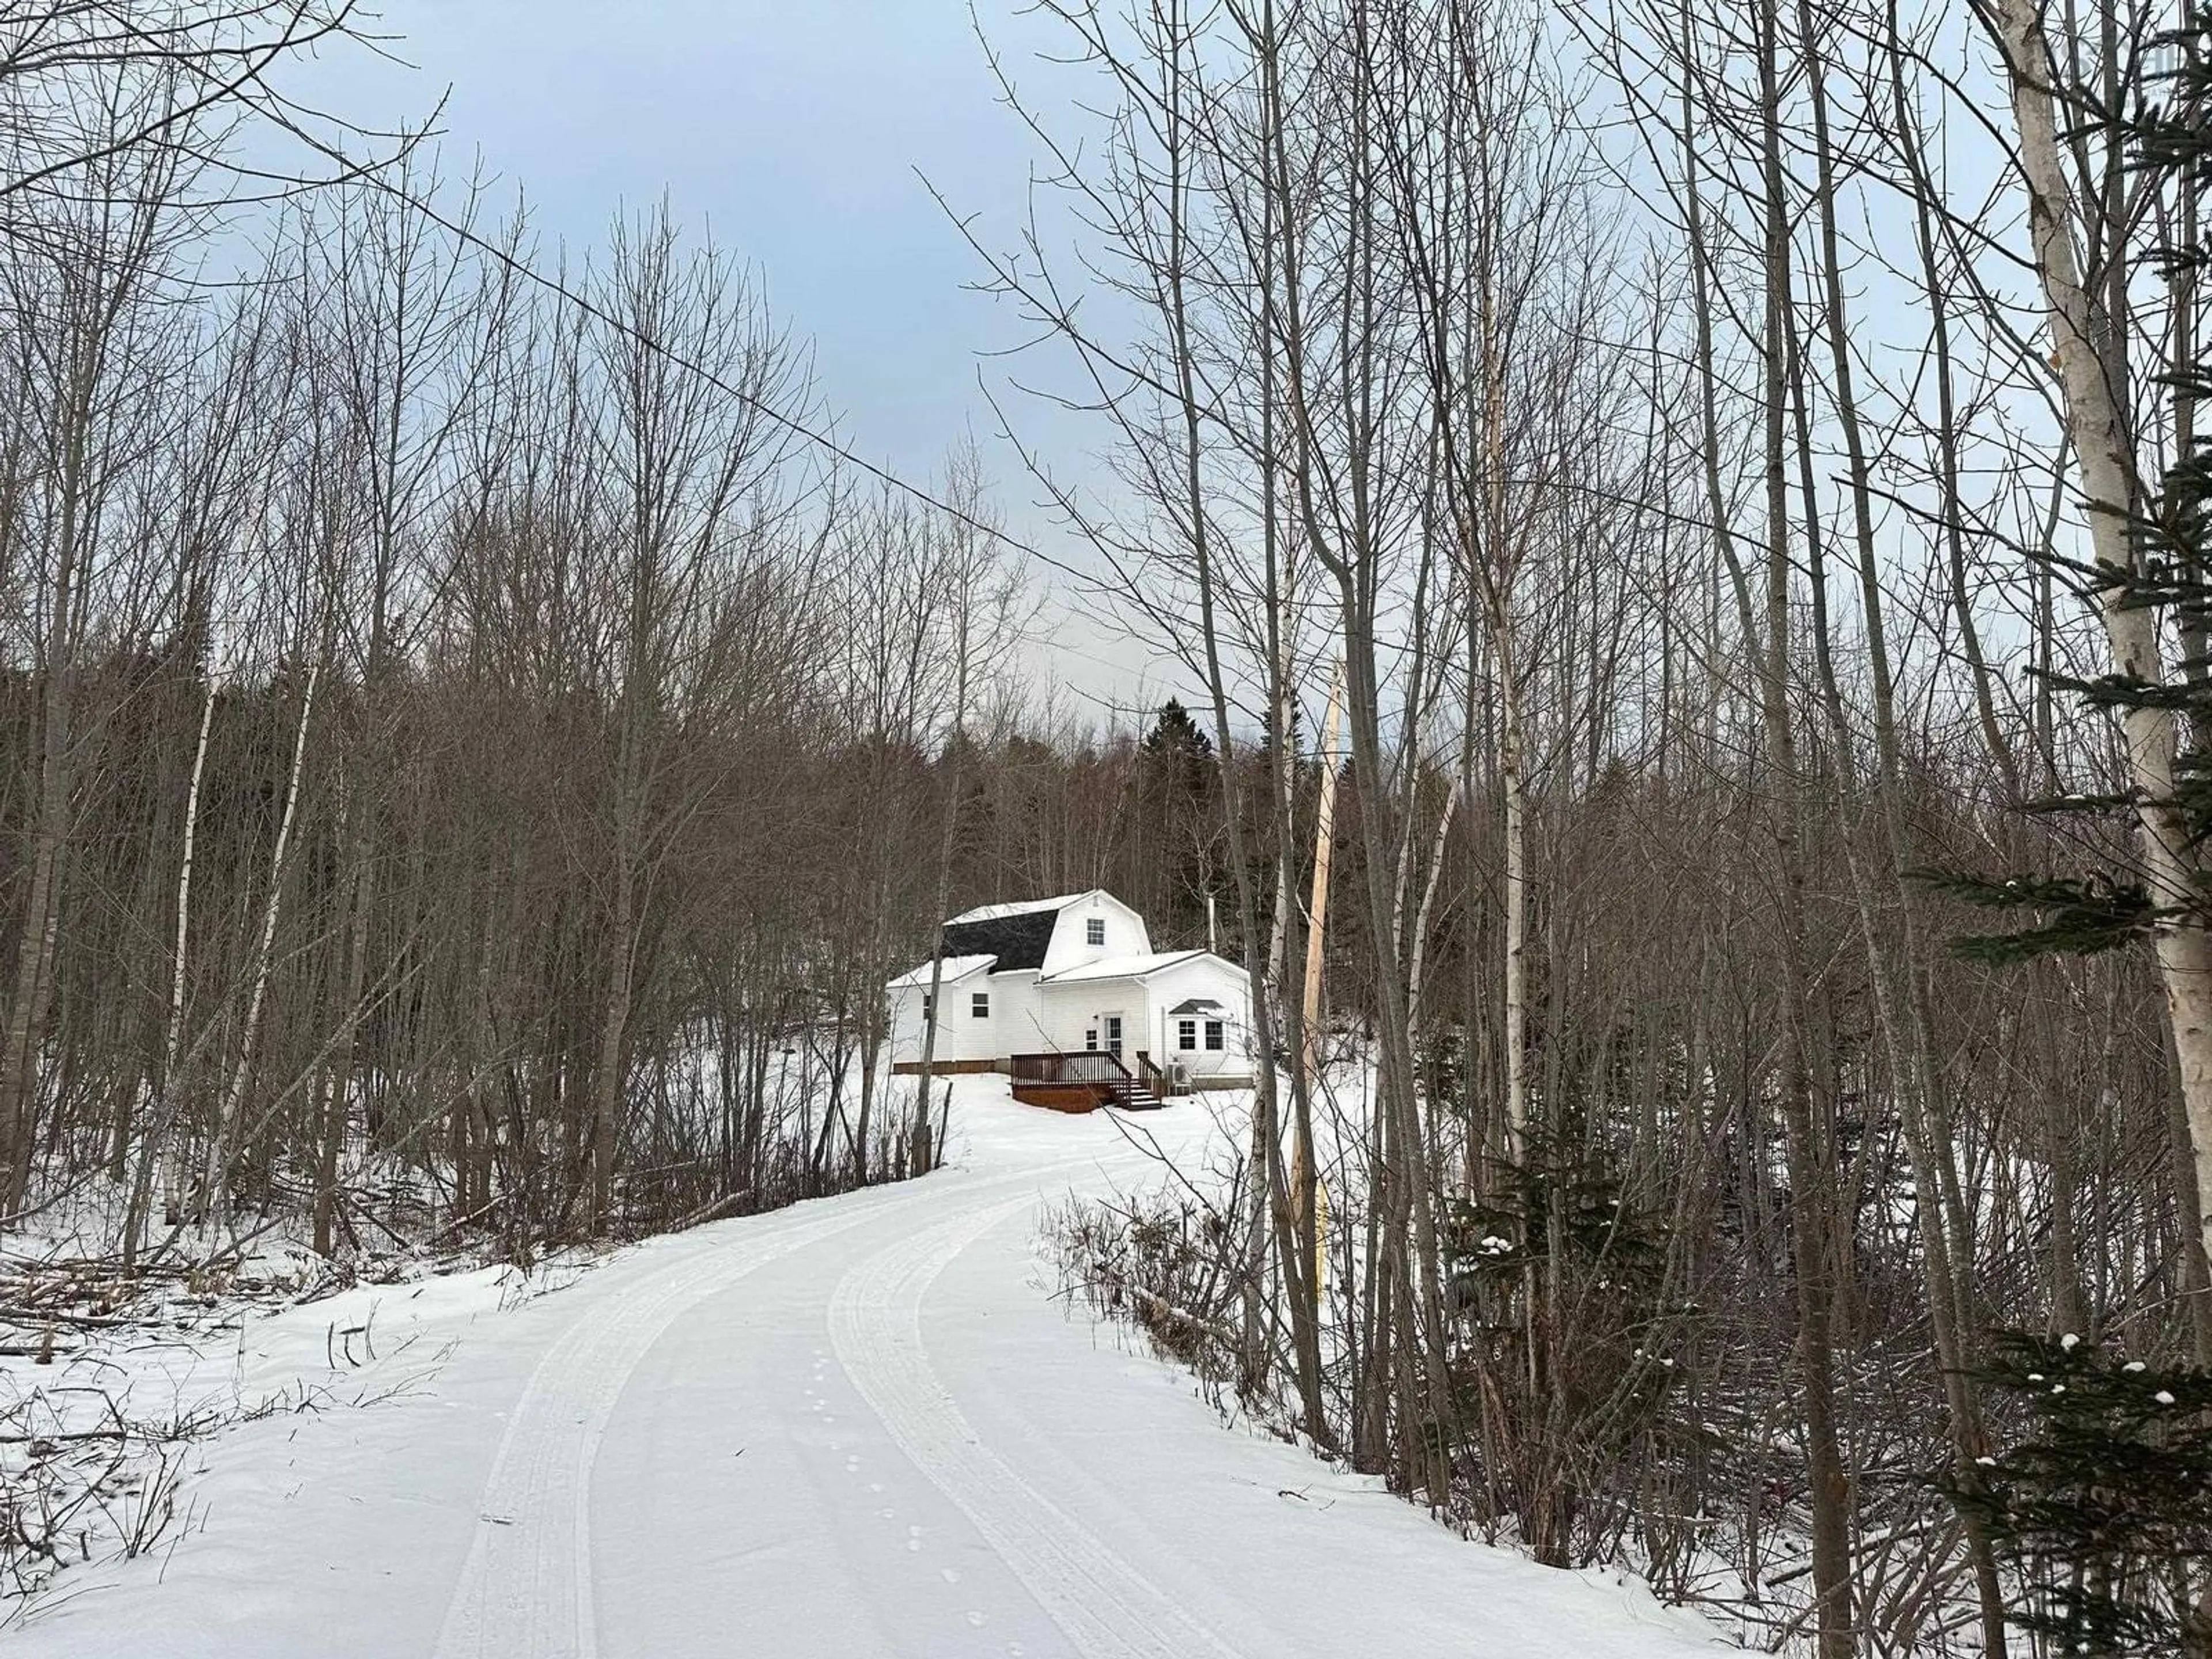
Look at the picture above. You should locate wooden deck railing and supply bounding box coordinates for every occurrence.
[1009,1050,1127,1085]
[1009,1049,1154,1109]
[1134,1050,1170,1099]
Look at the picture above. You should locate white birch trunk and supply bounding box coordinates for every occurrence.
[1404,785,1460,1041]
[154,680,217,1232]
[1497,639,1529,1158]
[204,663,319,1226]
[1293,661,1344,1233]
[1991,0,2212,1271]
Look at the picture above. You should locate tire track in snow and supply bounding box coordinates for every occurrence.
[433,1200,877,1659]
[828,1195,1249,1659]
[432,1162,1100,1659]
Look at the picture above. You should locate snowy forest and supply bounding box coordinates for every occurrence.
[5,0,2212,1654]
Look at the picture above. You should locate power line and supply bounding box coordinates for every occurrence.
[366,176,1108,594]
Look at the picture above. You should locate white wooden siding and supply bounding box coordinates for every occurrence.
[1142,956,1252,1080]
[1036,892,1152,976]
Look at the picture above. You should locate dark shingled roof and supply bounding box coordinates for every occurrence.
[1167,997,1226,1015]
[940,905,1061,972]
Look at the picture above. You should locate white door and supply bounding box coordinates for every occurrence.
[1101,1013,1124,1057]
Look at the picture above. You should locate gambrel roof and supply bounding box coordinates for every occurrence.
[938,895,1094,972]
[943,893,1092,925]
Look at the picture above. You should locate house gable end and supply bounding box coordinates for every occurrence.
[1040,891,1152,972]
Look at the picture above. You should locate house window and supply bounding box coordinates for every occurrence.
[1085,1028,1098,1051]
[1177,1019,1197,1051]
[1086,918,1105,946]
[1205,1020,1225,1051]
[921,994,933,1023]
[971,992,990,1018]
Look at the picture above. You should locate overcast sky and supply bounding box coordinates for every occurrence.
[307,1,1177,722]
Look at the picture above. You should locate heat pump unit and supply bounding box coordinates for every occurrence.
[1169,1062,1191,1091]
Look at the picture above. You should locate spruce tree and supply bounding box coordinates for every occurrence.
[1921,14,2212,961]
[1921,17,2212,1650]
[1140,699,1219,942]
[1948,1336,2212,1656]
[1141,697,1215,772]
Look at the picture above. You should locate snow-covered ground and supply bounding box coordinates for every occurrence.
[5,1078,1721,1657]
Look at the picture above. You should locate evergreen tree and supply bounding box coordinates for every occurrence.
[1921,14,2212,961]
[1947,1336,2212,1656]
[1440,1113,1678,1567]
[1139,699,1220,944]
[1922,18,2212,1650]
[1141,697,1215,771]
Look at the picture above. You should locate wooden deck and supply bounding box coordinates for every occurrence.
[1009,1051,1166,1112]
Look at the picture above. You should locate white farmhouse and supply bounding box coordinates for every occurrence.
[885,891,1251,1108]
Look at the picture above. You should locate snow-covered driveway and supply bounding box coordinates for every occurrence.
[10,1083,1717,1657]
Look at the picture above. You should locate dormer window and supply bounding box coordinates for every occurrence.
[1086,918,1105,946]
